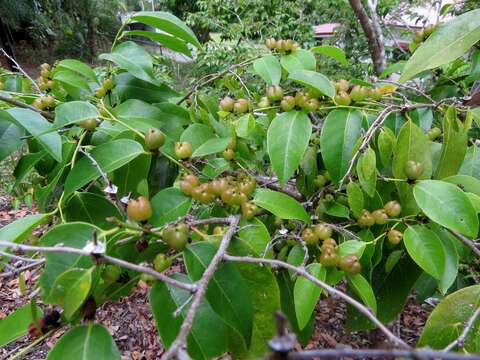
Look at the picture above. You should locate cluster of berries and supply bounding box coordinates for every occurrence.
[265,38,300,53]
[36,63,56,92]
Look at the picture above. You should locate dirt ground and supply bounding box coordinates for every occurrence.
[0,197,432,360]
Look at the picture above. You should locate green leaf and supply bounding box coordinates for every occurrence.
[347,182,364,218]
[404,225,445,280]
[392,120,432,179]
[56,59,98,82]
[434,107,468,179]
[53,71,91,98]
[253,189,310,223]
[54,101,100,129]
[0,214,49,250]
[294,263,326,330]
[385,250,403,273]
[400,9,480,82]
[459,145,480,179]
[39,223,97,298]
[443,174,480,196]
[0,304,43,347]
[47,324,120,360]
[235,113,255,139]
[281,49,316,73]
[253,55,281,85]
[324,202,350,219]
[150,187,192,227]
[338,240,366,258]
[310,45,347,66]
[236,218,272,258]
[64,139,144,197]
[356,147,377,197]
[47,268,93,319]
[267,110,312,185]
[288,70,335,97]
[3,109,62,162]
[192,138,229,158]
[377,127,396,167]
[100,41,157,85]
[184,242,253,346]
[413,180,479,237]
[150,273,227,359]
[434,227,459,294]
[63,192,122,230]
[114,73,178,103]
[380,61,406,78]
[347,274,377,314]
[130,11,201,48]
[320,109,363,183]
[14,151,47,185]
[180,124,215,151]
[113,153,151,197]
[122,30,192,57]
[0,118,23,162]
[418,285,480,351]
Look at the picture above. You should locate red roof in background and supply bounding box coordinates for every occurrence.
[313,23,341,36]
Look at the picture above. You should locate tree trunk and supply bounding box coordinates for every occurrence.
[348,0,386,75]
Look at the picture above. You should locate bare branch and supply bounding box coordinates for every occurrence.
[0,48,44,95]
[449,230,480,259]
[0,259,44,278]
[224,254,410,349]
[161,215,241,359]
[287,348,480,359]
[0,94,54,120]
[443,305,480,352]
[0,241,196,292]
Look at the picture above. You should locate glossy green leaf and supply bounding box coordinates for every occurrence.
[113,153,152,197]
[150,273,227,359]
[0,214,49,250]
[338,240,366,258]
[459,145,480,179]
[64,192,122,230]
[346,181,364,218]
[4,109,62,162]
[56,59,97,82]
[0,118,23,162]
[324,202,350,219]
[253,55,281,85]
[435,227,459,294]
[53,70,91,98]
[311,45,347,66]
[192,138,229,158]
[294,263,326,330]
[320,109,363,183]
[47,324,120,360]
[281,49,316,73]
[150,187,192,227]
[100,41,157,85]
[0,304,43,347]
[385,250,403,273]
[400,9,480,82]
[114,73,178,103]
[347,274,377,314]
[418,285,480,351]
[377,127,396,166]
[443,174,480,196]
[54,101,100,129]
[253,189,310,223]
[130,11,201,48]
[236,218,272,258]
[64,139,144,197]
[392,120,432,179]
[14,151,47,184]
[122,30,192,57]
[180,124,215,150]
[414,180,479,237]
[356,147,377,197]
[404,225,445,280]
[288,70,335,97]
[235,113,255,139]
[184,242,253,345]
[267,110,312,185]
[47,268,93,319]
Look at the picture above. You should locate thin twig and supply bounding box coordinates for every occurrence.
[0,48,44,95]
[224,254,410,349]
[0,259,44,278]
[443,306,480,352]
[161,215,241,359]
[0,94,53,120]
[0,250,42,263]
[0,241,196,292]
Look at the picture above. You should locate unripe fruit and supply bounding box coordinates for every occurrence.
[47,80,55,89]
[336,79,350,92]
[358,209,375,227]
[145,128,165,150]
[95,86,106,98]
[103,78,115,91]
[384,201,401,218]
[241,201,258,220]
[79,118,98,131]
[387,229,403,245]
[314,175,327,188]
[238,177,256,195]
[42,95,56,108]
[265,38,277,49]
[219,96,235,112]
[304,98,319,112]
[221,187,247,205]
[191,183,215,204]
[280,96,296,112]
[40,68,50,79]
[413,30,424,43]
[350,86,366,102]
[175,222,189,234]
[165,229,188,250]
[324,193,334,202]
[319,247,339,266]
[227,136,237,150]
[40,63,51,71]
[266,85,284,102]
[334,91,352,106]
[370,88,383,101]
[295,91,308,108]
[127,196,153,222]
[211,178,229,195]
[234,98,250,113]
[213,226,224,235]
[284,39,294,52]
[424,24,436,37]
[184,174,200,187]
[222,148,234,161]
[427,127,442,140]
[32,98,44,110]
[0,81,6,90]
[302,228,319,246]
[102,265,122,283]
[404,160,424,180]
[153,253,172,272]
[258,96,270,108]
[339,254,362,275]
[372,209,389,225]
[321,238,337,250]
[175,141,193,159]
[314,224,332,240]
[276,39,287,52]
